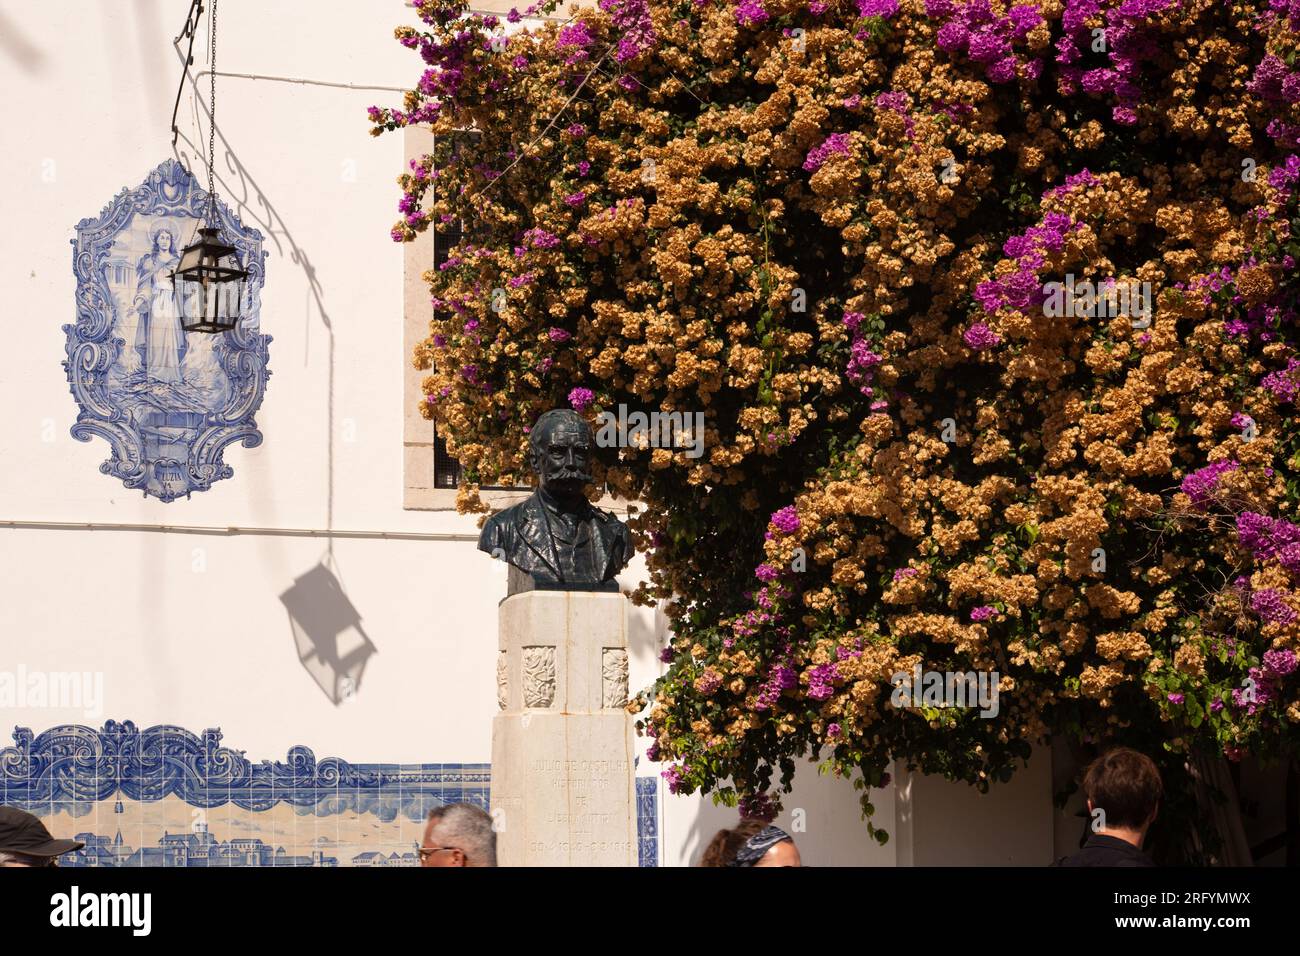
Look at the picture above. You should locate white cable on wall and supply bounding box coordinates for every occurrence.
[0,519,476,542]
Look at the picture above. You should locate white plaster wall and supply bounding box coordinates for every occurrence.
[0,0,1054,865]
[894,746,1055,866]
[660,761,898,867]
[0,0,522,763]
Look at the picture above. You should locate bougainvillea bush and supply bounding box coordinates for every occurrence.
[373,0,1300,853]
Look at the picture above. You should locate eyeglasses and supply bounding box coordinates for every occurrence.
[417,845,460,862]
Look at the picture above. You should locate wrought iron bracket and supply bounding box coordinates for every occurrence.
[170,0,205,147]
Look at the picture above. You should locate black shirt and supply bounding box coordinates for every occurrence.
[1053,833,1155,867]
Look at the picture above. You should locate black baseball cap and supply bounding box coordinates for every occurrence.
[0,806,85,858]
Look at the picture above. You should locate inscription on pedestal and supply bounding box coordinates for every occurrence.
[529,757,628,795]
[528,839,633,856]
[542,809,614,834]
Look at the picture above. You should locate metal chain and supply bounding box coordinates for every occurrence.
[206,0,217,225]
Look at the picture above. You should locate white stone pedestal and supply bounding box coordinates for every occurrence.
[490,590,638,866]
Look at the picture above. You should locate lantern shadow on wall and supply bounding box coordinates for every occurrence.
[279,561,377,706]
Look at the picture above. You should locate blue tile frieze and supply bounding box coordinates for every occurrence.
[0,720,658,865]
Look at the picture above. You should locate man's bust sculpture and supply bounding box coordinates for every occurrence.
[478,408,632,591]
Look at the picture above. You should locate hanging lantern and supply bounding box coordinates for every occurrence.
[169,0,248,334]
[172,226,248,333]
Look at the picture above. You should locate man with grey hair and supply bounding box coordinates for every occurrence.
[419,802,497,867]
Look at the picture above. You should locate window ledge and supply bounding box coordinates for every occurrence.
[404,485,638,514]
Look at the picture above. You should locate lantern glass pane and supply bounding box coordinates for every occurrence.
[222,257,245,323]
[178,244,204,273]
[175,277,196,322]
[203,279,219,323]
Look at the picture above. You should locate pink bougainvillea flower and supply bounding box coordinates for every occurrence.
[963,322,1002,350]
[567,387,595,411]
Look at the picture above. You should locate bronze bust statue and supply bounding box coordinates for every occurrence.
[478,409,632,591]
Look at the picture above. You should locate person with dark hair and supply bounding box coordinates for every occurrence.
[1054,746,1163,867]
[699,817,802,867]
[0,806,84,867]
[419,802,497,867]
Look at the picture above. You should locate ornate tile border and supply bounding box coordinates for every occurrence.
[0,720,657,865]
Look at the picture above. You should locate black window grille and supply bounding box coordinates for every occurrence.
[433,432,463,489]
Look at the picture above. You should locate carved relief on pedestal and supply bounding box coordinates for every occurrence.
[496,651,508,710]
[521,645,556,708]
[602,648,629,709]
